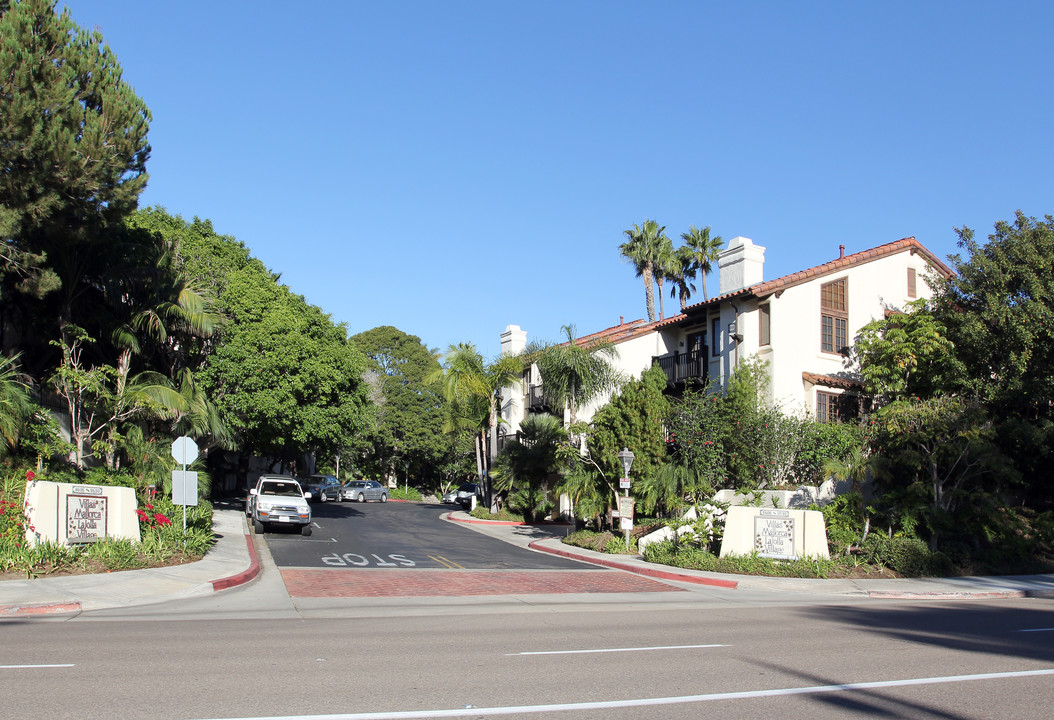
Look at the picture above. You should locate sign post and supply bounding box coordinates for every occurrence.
[616,448,635,550]
[171,436,199,534]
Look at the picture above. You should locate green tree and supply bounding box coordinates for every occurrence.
[528,324,623,428]
[587,364,670,513]
[350,326,447,487]
[937,212,1054,413]
[199,262,370,469]
[854,299,961,404]
[933,212,1054,509]
[619,220,666,323]
[869,396,1008,548]
[0,0,150,342]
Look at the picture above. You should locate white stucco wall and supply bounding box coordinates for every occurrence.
[729,250,939,412]
[575,329,678,424]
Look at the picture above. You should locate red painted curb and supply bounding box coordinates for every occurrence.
[211,534,260,591]
[529,539,739,590]
[0,601,82,616]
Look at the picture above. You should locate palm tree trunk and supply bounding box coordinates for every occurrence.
[643,266,656,322]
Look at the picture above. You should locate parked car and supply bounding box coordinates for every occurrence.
[342,480,389,503]
[302,474,342,503]
[247,475,312,536]
[456,482,481,510]
[441,488,458,504]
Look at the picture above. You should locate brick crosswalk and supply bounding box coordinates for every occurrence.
[280,568,685,598]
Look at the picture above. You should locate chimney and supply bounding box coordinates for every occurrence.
[500,324,527,355]
[717,237,766,295]
[839,244,845,259]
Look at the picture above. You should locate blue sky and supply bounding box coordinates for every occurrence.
[64,1,1054,358]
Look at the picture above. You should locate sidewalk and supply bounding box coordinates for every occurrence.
[0,508,259,617]
[447,510,1054,600]
[3,506,1053,617]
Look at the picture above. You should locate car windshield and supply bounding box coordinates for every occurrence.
[349,481,366,488]
[459,484,477,492]
[260,481,302,497]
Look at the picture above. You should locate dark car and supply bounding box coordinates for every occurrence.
[302,474,342,503]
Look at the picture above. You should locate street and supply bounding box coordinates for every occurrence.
[2,503,1054,720]
[2,599,1054,719]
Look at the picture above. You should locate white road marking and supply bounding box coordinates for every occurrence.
[508,643,728,656]
[193,667,1054,719]
[0,664,75,669]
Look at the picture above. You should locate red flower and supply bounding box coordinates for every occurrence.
[154,513,172,526]
[145,504,153,510]
[25,470,35,481]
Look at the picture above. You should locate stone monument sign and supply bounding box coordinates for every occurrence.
[720,505,829,560]
[24,480,141,548]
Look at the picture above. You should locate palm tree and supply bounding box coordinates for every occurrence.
[0,355,32,457]
[823,445,883,544]
[668,246,697,311]
[529,325,623,428]
[431,343,523,504]
[652,232,676,320]
[492,413,568,519]
[679,225,723,303]
[619,220,666,322]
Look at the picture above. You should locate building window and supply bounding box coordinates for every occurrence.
[816,390,862,423]
[759,304,771,346]
[820,278,848,354]
[907,267,917,298]
[711,318,721,357]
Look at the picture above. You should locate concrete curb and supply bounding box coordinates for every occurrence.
[446,512,574,528]
[0,600,82,617]
[211,534,260,591]
[867,588,1054,600]
[529,539,739,589]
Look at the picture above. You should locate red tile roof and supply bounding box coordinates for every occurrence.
[802,372,864,389]
[669,236,952,319]
[569,318,661,347]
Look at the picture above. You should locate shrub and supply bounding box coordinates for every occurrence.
[860,534,954,577]
[389,486,422,501]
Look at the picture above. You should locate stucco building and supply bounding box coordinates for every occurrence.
[500,235,952,434]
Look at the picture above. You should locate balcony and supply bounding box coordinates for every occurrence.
[652,348,708,386]
[527,384,548,411]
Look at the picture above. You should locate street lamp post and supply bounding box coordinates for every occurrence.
[617,447,635,548]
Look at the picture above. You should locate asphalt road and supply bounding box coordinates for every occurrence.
[4,598,1054,719]
[262,499,597,571]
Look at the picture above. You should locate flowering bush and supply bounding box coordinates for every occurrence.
[0,496,28,554]
[134,502,173,528]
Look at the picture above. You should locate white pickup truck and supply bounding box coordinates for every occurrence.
[247,475,313,536]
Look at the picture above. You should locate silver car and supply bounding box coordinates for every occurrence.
[342,480,389,503]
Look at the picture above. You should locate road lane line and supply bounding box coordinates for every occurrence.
[0,664,75,669]
[429,555,463,569]
[192,667,1054,720]
[508,643,728,656]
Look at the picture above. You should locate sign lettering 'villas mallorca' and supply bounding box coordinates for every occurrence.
[720,506,830,561]
[753,509,795,560]
[66,486,107,543]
